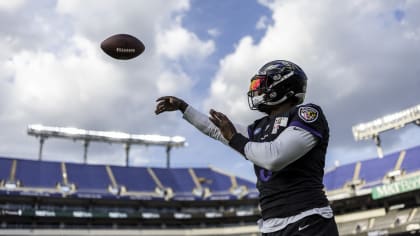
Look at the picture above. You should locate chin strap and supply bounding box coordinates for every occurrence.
[262,91,306,107]
[250,91,305,110]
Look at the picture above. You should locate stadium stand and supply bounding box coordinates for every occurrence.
[16,160,62,189]
[0,158,13,186]
[111,165,156,192]
[66,163,111,194]
[1,144,420,235]
[0,156,260,235]
[153,168,193,199]
[326,145,420,235]
[324,162,357,191]
[358,152,399,186]
[401,146,420,173]
[194,168,232,192]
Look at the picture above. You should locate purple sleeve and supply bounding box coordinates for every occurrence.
[289,121,323,139]
[288,104,328,140]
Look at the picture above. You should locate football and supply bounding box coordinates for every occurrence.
[100,34,145,60]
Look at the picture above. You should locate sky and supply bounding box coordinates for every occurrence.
[0,0,419,181]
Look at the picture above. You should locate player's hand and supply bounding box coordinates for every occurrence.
[155,96,188,115]
[209,109,237,141]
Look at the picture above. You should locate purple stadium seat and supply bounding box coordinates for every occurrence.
[401,146,420,173]
[15,159,61,188]
[323,163,356,191]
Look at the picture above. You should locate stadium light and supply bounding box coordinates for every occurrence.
[27,124,187,167]
[352,104,420,141]
[352,104,420,157]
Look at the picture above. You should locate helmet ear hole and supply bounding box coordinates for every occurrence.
[269,92,277,98]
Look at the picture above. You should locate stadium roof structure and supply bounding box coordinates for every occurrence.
[352,104,420,157]
[27,124,187,167]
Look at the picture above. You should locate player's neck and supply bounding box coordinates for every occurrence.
[269,102,294,116]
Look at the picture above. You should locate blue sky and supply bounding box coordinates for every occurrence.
[0,0,419,181]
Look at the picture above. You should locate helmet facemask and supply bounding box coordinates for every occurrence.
[247,61,307,111]
[247,75,267,110]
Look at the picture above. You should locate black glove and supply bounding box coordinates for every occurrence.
[155,96,188,114]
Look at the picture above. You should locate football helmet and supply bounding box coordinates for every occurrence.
[248,60,307,111]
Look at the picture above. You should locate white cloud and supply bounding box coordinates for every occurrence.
[205,36,261,123]
[207,0,420,113]
[0,0,26,12]
[157,69,193,95]
[404,27,420,41]
[256,15,269,30]
[56,0,190,43]
[4,36,124,120]
[208,28,221,37]
[205,0,420,164]
[157,25,215,61]
[0,0,215,164]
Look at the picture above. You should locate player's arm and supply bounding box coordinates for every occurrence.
[155,96,248,144]
[182,106,248,144]
[229,127,317,171]
[209,109,317,171]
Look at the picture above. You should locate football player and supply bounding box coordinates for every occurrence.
[155,60,338,236]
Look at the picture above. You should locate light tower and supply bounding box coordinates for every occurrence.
[27,124,187,167]
[352,104,420,158]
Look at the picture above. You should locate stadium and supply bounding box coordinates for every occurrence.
[0,105,419,236]
[1,0,419,235]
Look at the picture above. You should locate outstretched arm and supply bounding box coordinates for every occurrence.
[155,96,248,144]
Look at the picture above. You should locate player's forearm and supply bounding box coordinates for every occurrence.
[183,106,229,144]
[229,127,317,171]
